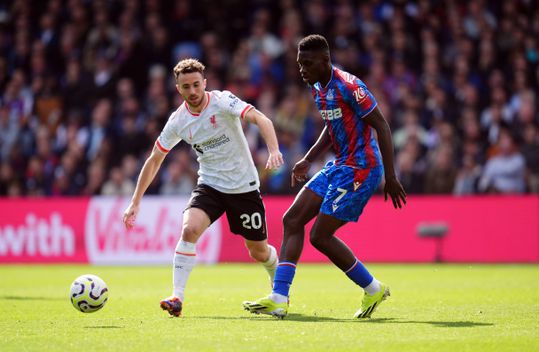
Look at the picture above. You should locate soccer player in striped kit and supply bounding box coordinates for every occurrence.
[123,58,283,317]
[244,35,407,319]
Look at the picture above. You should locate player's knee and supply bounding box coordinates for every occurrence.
[248,247,267,262]
[180,225,201,243]
[283,211,303,232]
[309,232,327,249]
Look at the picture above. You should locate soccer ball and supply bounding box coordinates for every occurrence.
[70,274,109,313]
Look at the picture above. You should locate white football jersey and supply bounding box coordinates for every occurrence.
[156,90,259,194]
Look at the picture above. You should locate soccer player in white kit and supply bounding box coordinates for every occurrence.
[122,58,283,317]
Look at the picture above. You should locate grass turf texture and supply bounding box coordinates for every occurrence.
[1,264,538,352]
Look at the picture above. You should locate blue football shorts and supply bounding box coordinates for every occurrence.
[305,161,383,222]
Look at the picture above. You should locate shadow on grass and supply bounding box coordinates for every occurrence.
[0,295,63,301]
[195,315,493,327]
[283,313,356,322]
[194,313,353,323]
[361,318,494,328]
[84,326,124,329]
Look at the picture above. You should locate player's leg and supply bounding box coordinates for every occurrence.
[223,189,278,284]
[174,207,211,297]
[280,187,323,262]
[311,216,389,319]
[162,185,224,317]
[244,239,278,285]
[309,213,351,269]
[243,186,323,317]
[161,207,211,317]
[311,166,389,318]
[310,212,385,293]
[271,187,322,297]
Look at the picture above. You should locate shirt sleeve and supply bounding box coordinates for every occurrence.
[347,79,377,119]
[155,112,182,153]
[220,90,254,119]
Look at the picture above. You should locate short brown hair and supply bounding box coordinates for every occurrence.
[173,58,205,80]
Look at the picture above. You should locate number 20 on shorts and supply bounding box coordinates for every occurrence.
[240,212,262,229]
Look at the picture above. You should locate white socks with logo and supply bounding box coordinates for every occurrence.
[173,240,197,300]
[173,241,277,300]
[262,245,278,284]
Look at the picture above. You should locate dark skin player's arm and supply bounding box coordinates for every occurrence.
[363,106,407,208]
[291,126,332,186]
[304,125,332,162]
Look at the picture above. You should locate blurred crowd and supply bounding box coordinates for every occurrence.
[0,0,538,197]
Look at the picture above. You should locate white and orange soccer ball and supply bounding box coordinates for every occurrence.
[70,274,108,313]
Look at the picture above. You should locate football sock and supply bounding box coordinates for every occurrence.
[269,292,288,304]
[172,240,197,301]
[262,245,278,283]
[344,258,381,295]
[364,277,382,295]
[272,262,296,298]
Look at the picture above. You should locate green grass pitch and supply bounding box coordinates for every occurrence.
[1,264,538,351]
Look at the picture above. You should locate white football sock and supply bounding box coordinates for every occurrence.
[173,240,197,300]
[269,293,288,304]
[262,245,278,283]
[364,278,381,295]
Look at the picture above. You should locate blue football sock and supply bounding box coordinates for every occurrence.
[344,259,374,288]
[272,262,297,297]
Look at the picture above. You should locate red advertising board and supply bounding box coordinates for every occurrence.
[219,195,539,263]
[84,197,220,264]
[0,198,89,263]
[0,196,538,264]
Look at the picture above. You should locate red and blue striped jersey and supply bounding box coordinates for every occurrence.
[311,66,382,169]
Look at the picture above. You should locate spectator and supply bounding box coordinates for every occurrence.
[101,166,135,196]
[0,105,18,160]
[521,124,539,192]
[0,0,537,196]
[159,160,193,196]
[479,129,526,194]
[393,110,428,150]
[82,158,106,195]
[78,98,113,161]
[396,138,427,194]
[396,147,425,195]
[424,145,457,194]
[453,154,482,195]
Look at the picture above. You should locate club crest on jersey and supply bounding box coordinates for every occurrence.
[326,89,334,101]
[210,115,217,128]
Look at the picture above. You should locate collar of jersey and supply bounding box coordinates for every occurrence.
[185,92,211,116]
[313,66,335,91]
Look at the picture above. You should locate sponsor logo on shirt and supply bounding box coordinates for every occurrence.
[320,108,343,121]
[353,87,367,103]
[193,144,203,154]
[229,94,239,109]
[193,134,231,154]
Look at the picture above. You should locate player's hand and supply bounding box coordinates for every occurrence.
[266,150,284,170]
[122,202,139,230]
[384,176,407,209]
[291,158,311,187]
